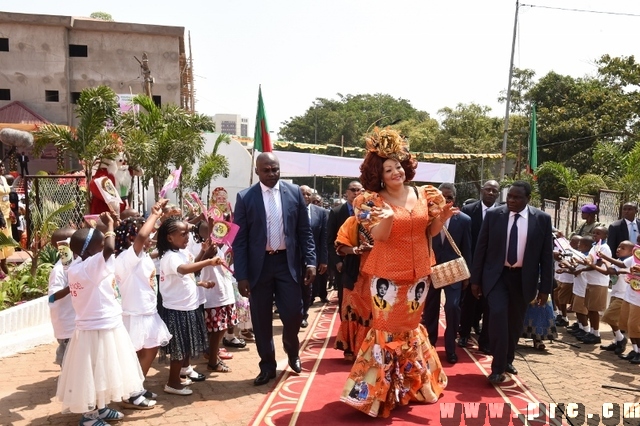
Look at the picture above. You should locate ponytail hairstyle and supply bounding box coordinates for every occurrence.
[156,217,183,258]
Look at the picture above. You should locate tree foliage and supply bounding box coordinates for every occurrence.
[119,95,215,201]
[90,12,114,21]
[279,94,430,147]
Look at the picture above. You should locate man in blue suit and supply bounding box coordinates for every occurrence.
[233,153,316,386]
[470,181,553,384]
[422,183,472,364]
[299,185,328,328]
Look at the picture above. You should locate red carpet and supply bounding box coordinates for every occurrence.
[251,296,562,426]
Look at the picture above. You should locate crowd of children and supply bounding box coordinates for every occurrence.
[46,190,252,426]
[554,224,640,364]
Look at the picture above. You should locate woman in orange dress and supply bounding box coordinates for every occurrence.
[334,215,374,361]
[340,128,456,418]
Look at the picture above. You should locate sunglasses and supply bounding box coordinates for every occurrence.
[347,188,363,192]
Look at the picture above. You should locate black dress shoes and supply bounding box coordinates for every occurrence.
[446,353,458,364]
[300,319,309,328]
[505,363,518,375]
[479,346,491,355]
[254,370,277,386]
[488,373,506,384]
[458,337,468,348]
[289,356,302,373]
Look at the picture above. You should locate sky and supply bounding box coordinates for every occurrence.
[4,0,640,137]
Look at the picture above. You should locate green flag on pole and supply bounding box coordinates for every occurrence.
[253,86,272,152]
[528,103,537,173]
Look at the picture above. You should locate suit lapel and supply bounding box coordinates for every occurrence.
[279,182,289,235]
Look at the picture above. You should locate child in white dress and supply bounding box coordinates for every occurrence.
[47,228,76,367]
[157,217,223,395]
[202,242,238,372]
[56,212,147,426]
[115,200,173,400]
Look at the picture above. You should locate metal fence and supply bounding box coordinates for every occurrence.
[24,175,87,244]
[542,189,625,235]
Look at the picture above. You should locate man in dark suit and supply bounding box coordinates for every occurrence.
[327,180,362,313]
[299,185,328,328]
[459,179,499,351]
[421,183,471,364]
[233,152,316,386]
[470,181,553,384]
[18,152,28,176]
[608,202,640,253]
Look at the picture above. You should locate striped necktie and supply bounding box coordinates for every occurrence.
[267,188,281,250]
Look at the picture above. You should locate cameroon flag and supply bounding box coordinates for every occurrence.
[253,86,272,152]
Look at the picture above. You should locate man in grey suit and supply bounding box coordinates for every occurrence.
[470,181,553,384]
[233,153,316,386]
[299,185,328,328]
[421,183,471,364]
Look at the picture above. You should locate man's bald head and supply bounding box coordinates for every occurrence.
[255,152,280,188]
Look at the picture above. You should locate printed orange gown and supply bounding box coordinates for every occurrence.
[340,186,448,418]
[334,216,374,358]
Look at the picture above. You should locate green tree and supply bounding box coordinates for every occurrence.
[33,86,121,206]
[279,94,430,147]
[186,133,231,204]
[119,95,215,201]
[90,12,114,21]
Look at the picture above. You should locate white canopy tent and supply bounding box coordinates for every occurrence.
[274,150,456,182]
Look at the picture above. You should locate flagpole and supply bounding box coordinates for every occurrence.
[499,0,520,180]
[249,147,255,185]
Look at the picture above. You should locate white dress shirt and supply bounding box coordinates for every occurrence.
[504,207,528,267]
[626,219,639,245]
[260,181,286,251]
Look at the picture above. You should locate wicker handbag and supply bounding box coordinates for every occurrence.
[430,226,470,289]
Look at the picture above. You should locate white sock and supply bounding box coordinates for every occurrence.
[579,324,584,331]
[615,330,625,341]
[225,332,235,340]
[633,344,639,352]
[583,325,591,333]
[592,329,600,337]
[563,316,569,321]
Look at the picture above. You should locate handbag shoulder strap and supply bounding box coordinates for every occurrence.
[441,225,463,257]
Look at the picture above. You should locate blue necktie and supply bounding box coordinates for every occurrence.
[507,213,520,266]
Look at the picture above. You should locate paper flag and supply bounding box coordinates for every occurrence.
[207,206,223,221]
[93,176,122,213]
[627,245,640,292]
[159,167,182,198]
[190,192,207,219]
[210,220,239,246]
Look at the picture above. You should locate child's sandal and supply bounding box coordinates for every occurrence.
[98,406,124,420]
[121,394,156,410]
[207,360,232,372]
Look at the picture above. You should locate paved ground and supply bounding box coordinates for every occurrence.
[2,294,640,425]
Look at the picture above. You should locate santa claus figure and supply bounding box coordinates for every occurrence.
[88,152,142,215]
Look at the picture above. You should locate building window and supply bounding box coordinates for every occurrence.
[69,44,88,57]
[152,95,161,107]
[70,92,81,104]
[0,89,10,100]
[45,90,60,102]
[0,38,8,52]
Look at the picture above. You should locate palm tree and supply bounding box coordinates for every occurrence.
[32,86,122,209]
[119,95,215,201]
[187,133,231,204]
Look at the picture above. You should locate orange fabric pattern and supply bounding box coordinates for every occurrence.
[341,185,448,417]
